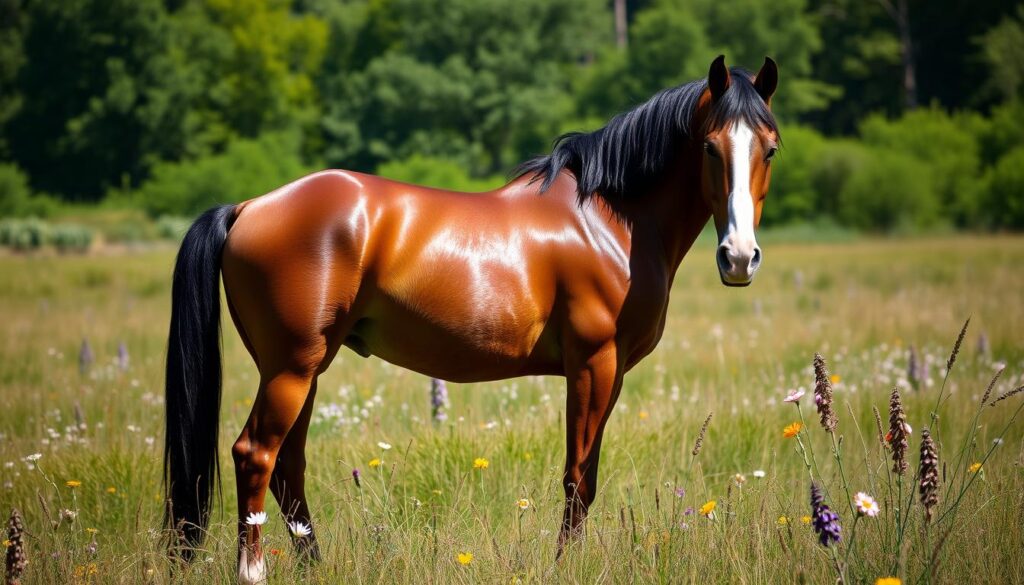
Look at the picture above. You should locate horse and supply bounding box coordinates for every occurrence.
[163,54,779,582]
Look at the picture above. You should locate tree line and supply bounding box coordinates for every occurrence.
[1,0,1023,232]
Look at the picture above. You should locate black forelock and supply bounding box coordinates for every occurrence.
[512,67,778,202]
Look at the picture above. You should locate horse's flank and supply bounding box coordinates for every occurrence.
[221,162,704,384]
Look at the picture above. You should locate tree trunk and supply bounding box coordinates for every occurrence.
[614,0,627,49]
[897,0,917,109]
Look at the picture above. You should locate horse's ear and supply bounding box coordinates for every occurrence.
[708,55,730,101]
[753,57,778,104]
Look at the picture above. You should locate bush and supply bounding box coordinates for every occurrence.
[0,218,49,251]
[859,108,984,226]
[986,146,1024,229]
[809,139,872,219]
[155,215,192,240]
[376,154,504,192]
[838,149,940,232]
[0,163,58,218]
[127,132,314,217]
[49,224,94,253]
[763,124,828,225]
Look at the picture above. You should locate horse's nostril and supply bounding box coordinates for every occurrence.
[717,246,731,272]
[751,247,762,269]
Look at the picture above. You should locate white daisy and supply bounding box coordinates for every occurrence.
[752,470,766,479]
[377,441,392,450]
[288,521,312,538]
[853,492,880,517]
[24,453,42,462]
[516,498,530,511]
[245,511,268,526]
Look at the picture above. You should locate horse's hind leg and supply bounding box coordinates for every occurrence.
[269,378,321,560]
[233,361,320,584]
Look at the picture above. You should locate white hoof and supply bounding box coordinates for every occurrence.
[237,548,266,585]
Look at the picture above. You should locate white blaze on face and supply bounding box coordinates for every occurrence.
[717,121,762,283]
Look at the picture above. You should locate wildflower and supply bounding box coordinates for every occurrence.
[79,338,94,375]
[830,374,841,384]
[369,458,382,468]
[853,492,880,517]
[968,462,982,474]
[24,454,41,462]
[683,507,694,515]
[516,498,530,511]
[85,528,98,534]
[106,486,116,494]
[674,487,686,498]
[473,457,489,470]
[752,469,766,479]
[699,500,716,518]
[269,548,282,556]
[919,428,940,523]
[783,422,803,438]
[288,521,311,538]
[431,378,449,423]
[875,578,902,585]
[638,411,649,420]
[800,515,811,525]
[810,483,841,547]
[692,412,712,456]
[733,473,746,486]
[777,516,789,526]
[60,509,77,523]
[457,552,473,565]
[783,388,805,403]
[813,353,838,433]
[947,318,969,372]
[6,509,26,584]
[66,480,81,488]
[352,468,361,487]
[889,388,909,475]
[377,441,392,450]
[117,341,130,371]
[244,511,267,526]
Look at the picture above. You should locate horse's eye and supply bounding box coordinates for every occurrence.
[765,147,778,161]
[703,142,720,159]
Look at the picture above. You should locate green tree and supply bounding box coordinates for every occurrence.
[976,6,1024,103]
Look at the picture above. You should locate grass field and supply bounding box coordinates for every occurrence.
[1,236,1023,584]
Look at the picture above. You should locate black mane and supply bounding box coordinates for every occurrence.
[513,67,778,201]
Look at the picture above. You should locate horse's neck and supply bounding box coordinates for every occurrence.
[629,153,711,276]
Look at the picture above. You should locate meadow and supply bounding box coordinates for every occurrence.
[1,235,1023,584]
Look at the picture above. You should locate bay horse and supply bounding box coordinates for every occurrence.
[164,55,779,582]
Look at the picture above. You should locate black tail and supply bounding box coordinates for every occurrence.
[163,204,236,559]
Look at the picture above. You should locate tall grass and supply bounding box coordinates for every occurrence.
[1,236,1023,583]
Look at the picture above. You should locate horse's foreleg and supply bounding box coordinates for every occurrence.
[232,368,316,585]
[558,342,623,557]
[269,379,321,561]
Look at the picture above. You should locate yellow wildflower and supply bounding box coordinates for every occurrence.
[66,480,82,488]
[85,528,98,534]
[638,411,649,420]
[368,458,382,468]
[968,462,982,473]
[523,452,533,461]
[473,457,489,470]
[699,500,716,517]
[830,374,841,384]
[875,578,901,585]
[777,516,789,525]
[106,486,117,494]
[457,552,473,565]
[2,539,10,548]
[800,515,812,525]
[783,422,803,438]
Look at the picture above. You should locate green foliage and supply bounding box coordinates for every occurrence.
[860,108,985,226]
[837,150,939,232]
[985,146,1024,229]
[376,155,503,192]
[762,125,827,225]
[0,163,57,218]
[976,6,1024,102]
[128,132,313,217]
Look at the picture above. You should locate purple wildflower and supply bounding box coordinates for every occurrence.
[810,482,841,547]
[683,507,694,516]
[352,468,361,488]
[674,487,685,498]
[78,338,94,375]
[430,378,449,423]
[117,341,129,371]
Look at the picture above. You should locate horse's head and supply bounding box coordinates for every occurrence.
[698,55,778,287]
